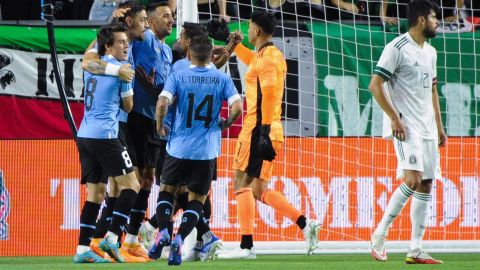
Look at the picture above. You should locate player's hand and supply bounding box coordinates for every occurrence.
[157,122,167,137]
[219,14,231,23]
[119,64,135,82]
[218,117,229,131]
[342,3,359,14]
[258,125,276,161]
[438,129,447,147]
[444,15,459,23]
[381,16,398,26]
[391,116,407,141]
[112,7,130,19]
[229,30,243,44]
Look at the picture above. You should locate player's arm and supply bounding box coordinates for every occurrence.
[212,30,243,69]
[369,74,406,141]
[234,43,255,66]
[81,39,135,82]
[121,82,134,113]
[219,93,243,131]
[432,83,447,146]
[156,94,170,137]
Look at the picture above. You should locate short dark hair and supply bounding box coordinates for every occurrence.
[183,22,207,39]
[407,0,439,28]
[114,1,145,24]
[189,35,212,63]
[146,1,170,16]
[97,23,127,56]
[250,10,276,35]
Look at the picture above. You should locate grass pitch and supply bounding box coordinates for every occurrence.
[0,254,479,270]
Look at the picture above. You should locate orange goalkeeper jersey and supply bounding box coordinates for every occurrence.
[234,42,286,142]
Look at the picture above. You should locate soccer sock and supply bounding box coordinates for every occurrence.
[147,215,158,229]
[126,189,150,237]
[261,189,303,225]
[176,192,189,212]
[195,210,210,241]
[155,191,174,230]
[177,200,203,241]
[236,188,255,249]
[203,195,212,224]
[109,188,137,238]
[374,183,414,236]
[410,191,431,250]
[79,201,101,247]
[93,196,117,238]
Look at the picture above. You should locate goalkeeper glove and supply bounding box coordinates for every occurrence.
[258,125,276,161]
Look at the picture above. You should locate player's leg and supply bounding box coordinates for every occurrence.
[73,138,110,263]
[139,139,168,250]
[250,141,320,256]
[406,140,442,264]
[123,114,157,259]
[149,153,184,260]
[96,139,139,263]
[371,137,422,261]
[168,159,216,266]
[90,178,118,260]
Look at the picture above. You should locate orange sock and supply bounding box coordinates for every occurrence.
[261,189,302,223]
[235,188,255,235]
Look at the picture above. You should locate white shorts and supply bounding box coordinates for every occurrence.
[393,134,441,180]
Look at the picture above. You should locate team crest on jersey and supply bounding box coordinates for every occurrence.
[409,155,417,164]
[0,170,11,240]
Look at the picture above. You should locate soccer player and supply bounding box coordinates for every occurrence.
[154,34,243,266]
[369,0,446,264]
[73,24,139,263]
[81,1,151,263]
[120,2,174,259]
[144,22,238,262]
[217,11,321,260]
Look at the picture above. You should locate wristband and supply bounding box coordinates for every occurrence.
[105,63,121,76]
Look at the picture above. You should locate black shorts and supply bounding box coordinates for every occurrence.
[161,153,215,196]
[155,139,168,185]
[128,111,161,169]
[118,121,137,167]
[77,137,135,185]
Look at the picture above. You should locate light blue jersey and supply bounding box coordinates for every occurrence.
[132,30,172,119]
[92,42,134,123]
[172,58,217,74]
[160,64,240,160]
[78,55,134,139]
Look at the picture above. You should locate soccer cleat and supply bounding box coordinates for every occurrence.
[121,242,151,261]
[119,247,148,263]
[90,238,109,259]
[405,249,443,264]
[73,250,110,263]
[148,228,170,260]
[99,238,124,263]
[168,235,183,266]
[370,233,387,262]
[199,234,223,261]
[216,247,256,260]
[139,222,156,250]
[183,241,202,262]
[302,219,321,255]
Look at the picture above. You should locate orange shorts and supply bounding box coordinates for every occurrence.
[232,130,282,181]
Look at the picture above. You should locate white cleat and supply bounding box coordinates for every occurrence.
[160,246,170,260]
[370,233,387,262]
[302,219,321,255]
[216,247,256,260]
[138,222,156,250]
[183,241,202,262]
[199,235,223,261]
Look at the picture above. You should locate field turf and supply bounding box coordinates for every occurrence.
[0,254,479,270]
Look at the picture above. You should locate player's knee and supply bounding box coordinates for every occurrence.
[160,183,177,193]
[417,179,433,193]
[404,176,421,190]
[87,184,107,204]
[140,178,154,189]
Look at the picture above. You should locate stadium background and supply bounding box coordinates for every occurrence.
[1,1,480,257]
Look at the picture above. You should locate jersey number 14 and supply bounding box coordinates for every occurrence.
[186,93,214,128]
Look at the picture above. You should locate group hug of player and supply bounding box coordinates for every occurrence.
[73,0,445,266]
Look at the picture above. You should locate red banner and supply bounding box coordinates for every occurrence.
[0,138,479,256]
